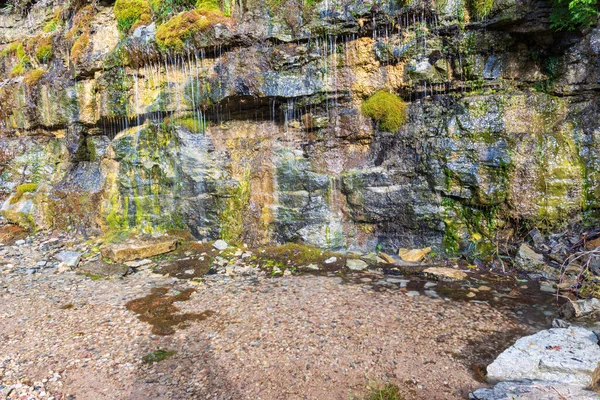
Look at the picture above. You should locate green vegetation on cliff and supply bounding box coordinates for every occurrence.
[24,69,45,87]
[468,0,494,20]
[361,91,407,132]
[149,0,197,21]
[114,0,152,33]
[155,8,228,51]
[550,0,599,30]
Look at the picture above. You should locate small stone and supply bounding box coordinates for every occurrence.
[324,257,337,264]
[478,285,492,292]
[15,240,25,245]
[540,281,555,293]
[304,264,320,271]
[386,278,409,287]
[55,252,82,268]
[212,240,228,251]
[398,247,431,262]
[406,291,420,297]
[185,269,195,275]
[124,259,152,268]
[378,252,396,264]
[346,259,368,271]
[423,267,467,281]
[466,292,476,298]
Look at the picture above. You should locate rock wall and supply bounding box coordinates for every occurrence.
[1,0,599,254]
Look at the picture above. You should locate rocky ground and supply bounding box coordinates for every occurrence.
[0,226,564,400]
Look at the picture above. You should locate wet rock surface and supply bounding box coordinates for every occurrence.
[0,228,566,400]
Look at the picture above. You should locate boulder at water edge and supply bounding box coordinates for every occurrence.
[486,327,600,387]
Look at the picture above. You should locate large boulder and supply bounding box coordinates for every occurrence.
[471,380,600,400]
[487,327,600,387]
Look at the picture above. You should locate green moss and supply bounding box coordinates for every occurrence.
[142,349,176,364]
[172,116,205,133]
[24,69,45,87]
[361,90,407,132]
[196,0,220,12]
[468,0,494,20]
[70,32,89,62]
[35,42,52,63]
[10,183,38,204]
[10,63,25,77]
[441,197,498,256]
[114,0,152,33]
[252,243,345,274]
[155,8,228,51]
[218,172,250,242]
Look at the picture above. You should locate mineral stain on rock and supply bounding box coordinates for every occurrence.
[126,287,214,335]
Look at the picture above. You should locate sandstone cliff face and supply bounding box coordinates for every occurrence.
[0,0,598,254]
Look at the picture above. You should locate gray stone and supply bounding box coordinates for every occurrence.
[54,251,82,268]
[212,240,229,251]
[324,257,337,264]
[540,281,555,293]
[471,380,600,400]
[487,327,600,387]
[78,260,128,278]
[15,239,25,246]
[303,264,320,271]
[515,244,545,271]
[559,298,600,320]
[346,259,368,271]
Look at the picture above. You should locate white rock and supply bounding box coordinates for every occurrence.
[54,251,82,268]
[346,259,368,271]
[15,240,25,246]
[212,240,229,251]
[471,380,600,400]
[124,259,152,268]
[324,257,337,264]
[487,327,600,387]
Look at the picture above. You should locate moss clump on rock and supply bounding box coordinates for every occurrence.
[468,0,494,20]
[24,69,45,87]
[361,90,407,132]
[155,9,228,51]
[149,0,197,20]
[70,32,89,63]
[172,116,205,133]
[114,0,152,33]
[196,0,220,12]
[10,183,38,204]
[34,37,53,63]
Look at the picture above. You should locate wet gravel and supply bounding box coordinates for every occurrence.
[0,231,560,400]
